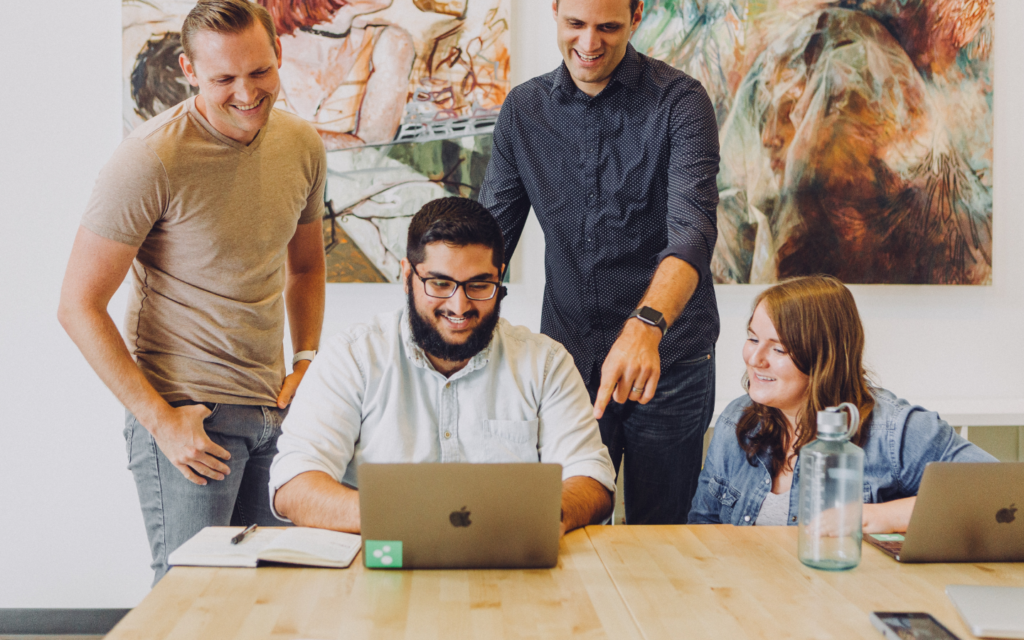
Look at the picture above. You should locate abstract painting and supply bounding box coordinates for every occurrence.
[123,0,510,282]
[633,0,993,284]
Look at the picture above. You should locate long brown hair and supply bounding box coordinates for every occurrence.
[737,276,875,477]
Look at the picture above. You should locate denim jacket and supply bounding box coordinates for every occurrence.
[688,389,997,525]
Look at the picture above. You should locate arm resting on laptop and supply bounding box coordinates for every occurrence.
[862,497,915,534]
[560,476,614,536]
[274,470,361,533]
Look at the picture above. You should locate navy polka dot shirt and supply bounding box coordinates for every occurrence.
[480,44,721,385]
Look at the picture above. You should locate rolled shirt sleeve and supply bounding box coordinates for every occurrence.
[656,80,721,284]
[268,334,365,520]
[536,346,617,492]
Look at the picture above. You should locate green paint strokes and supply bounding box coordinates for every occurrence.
[386,135,494,200]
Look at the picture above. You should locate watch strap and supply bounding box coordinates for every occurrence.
[628,307,667,335]
[292,350,317,366]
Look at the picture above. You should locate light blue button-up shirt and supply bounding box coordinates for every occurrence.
[270,308,616,516]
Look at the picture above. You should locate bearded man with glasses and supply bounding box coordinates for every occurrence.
[270,197,615,536]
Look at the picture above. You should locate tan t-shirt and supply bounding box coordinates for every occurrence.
[82,97,327,406]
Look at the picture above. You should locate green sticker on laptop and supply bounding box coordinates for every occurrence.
[870,534,906,542]
[364,540,403,568]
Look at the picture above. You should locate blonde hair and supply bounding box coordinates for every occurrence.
[181,0,278,65]
[736,275,875,477]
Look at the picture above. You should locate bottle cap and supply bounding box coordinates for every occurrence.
[817,407,848,435]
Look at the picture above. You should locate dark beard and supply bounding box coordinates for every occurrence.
[406,281,501,364]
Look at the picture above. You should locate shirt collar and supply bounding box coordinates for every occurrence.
[186,95,268,155]
[614,43,642,90]
[400,306,495,380]
[549,42,643,98]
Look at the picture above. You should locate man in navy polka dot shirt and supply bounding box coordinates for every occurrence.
[479,0,720,524]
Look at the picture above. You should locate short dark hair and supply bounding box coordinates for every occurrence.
[181,0,278,65]
[407,197,505,270]
[555,0,641,19]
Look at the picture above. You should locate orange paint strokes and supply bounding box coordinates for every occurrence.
[934,0,993,50]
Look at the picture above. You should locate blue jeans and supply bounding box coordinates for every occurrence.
[124,402,289,584]
[588,352,716,524]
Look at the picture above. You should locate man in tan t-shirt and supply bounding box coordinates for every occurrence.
[58,0,327,583]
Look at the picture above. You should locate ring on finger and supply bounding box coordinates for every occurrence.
[631,386,644,394]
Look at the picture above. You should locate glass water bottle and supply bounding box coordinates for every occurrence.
[797,403,865,571]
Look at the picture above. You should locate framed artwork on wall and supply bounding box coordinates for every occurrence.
[123,0,510,283]
[634,0,993,284]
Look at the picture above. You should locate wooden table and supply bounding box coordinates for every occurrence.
[587,525,1024,640]
[104,529,642,640]
[105,526,1024,640]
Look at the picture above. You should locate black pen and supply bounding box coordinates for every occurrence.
[231,523,257,545]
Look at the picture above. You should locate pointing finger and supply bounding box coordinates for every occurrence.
[593,377,615,419]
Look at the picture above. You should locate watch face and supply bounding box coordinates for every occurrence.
[638,307,663,324]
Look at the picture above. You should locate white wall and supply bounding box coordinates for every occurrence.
[0,0,1019,607]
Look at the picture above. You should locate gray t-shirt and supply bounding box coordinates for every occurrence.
[81,97,326,405]
[755,490,791,526]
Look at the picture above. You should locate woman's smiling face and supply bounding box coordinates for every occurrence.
[743,301,810,425]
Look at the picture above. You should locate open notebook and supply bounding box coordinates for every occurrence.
[168,526,361,569]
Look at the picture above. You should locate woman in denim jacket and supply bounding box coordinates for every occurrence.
[688,276,995,532]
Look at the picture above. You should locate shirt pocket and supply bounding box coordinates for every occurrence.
[708,475,742,524]
[482,419,540,463]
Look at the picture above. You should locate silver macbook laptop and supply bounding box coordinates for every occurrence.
[865,462,1024,563]
[358,463,563,569]
[946,585,1024,639]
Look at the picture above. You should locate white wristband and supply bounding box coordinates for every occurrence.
[292,350,317,366]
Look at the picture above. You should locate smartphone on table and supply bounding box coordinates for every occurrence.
[870,612,961,640]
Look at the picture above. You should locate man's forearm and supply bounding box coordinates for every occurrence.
[284,268,325,353]
[595,256,702,414]
[560,476,613,534]
[58,301,173,432]
[58,227,175,433]
[636,256,700,329]
[274,471,361,533]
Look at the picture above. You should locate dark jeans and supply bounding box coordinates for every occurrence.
[124,402,289,584]
[588,352,716,524]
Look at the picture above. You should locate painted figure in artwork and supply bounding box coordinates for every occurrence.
[633,0,993,285]
[258,0,415,149]
[718,1,992,285]
[123,0,511,283]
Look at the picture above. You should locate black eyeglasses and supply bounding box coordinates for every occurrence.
[411,264,503,301]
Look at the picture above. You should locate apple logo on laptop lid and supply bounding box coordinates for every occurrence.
[450,507,472,528]
[996,504,1017,524]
